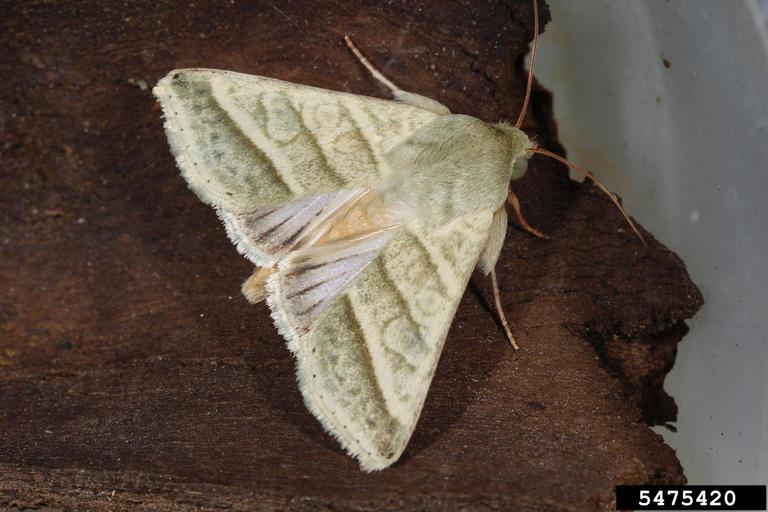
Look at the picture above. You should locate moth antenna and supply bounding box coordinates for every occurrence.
[491,269,520,350]
[527,147,648,246]
[514,0,539,129]
[344,35,402,95]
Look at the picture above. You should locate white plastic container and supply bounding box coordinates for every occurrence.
[535,0,768,484]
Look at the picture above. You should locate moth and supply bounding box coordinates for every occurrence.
[153,0,641,471]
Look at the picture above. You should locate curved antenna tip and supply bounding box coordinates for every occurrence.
[527,147,648,247]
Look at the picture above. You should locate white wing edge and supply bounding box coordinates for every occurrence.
[218,209,275,267]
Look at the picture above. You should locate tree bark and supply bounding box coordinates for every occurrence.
[0,1,702,510]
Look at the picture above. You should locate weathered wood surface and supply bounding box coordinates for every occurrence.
[0,1,702,510]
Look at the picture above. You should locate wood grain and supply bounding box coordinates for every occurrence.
[0,1,702,510]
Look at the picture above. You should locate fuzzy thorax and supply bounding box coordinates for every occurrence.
[382,115,531,227]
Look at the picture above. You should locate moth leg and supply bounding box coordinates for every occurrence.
[241,267,276,304]
[491,268,519,350]
[479,209,519,348]
[507,189,549,239]
[344,35,452,115]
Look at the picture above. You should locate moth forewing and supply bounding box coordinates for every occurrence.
[281,211,496,470]
[153,69,440,213]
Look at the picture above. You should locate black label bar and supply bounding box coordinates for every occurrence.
[615,485,766,510]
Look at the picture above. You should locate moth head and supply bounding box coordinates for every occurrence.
[494,121,532,182]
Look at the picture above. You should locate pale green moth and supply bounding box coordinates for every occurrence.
[152,0,642,471]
